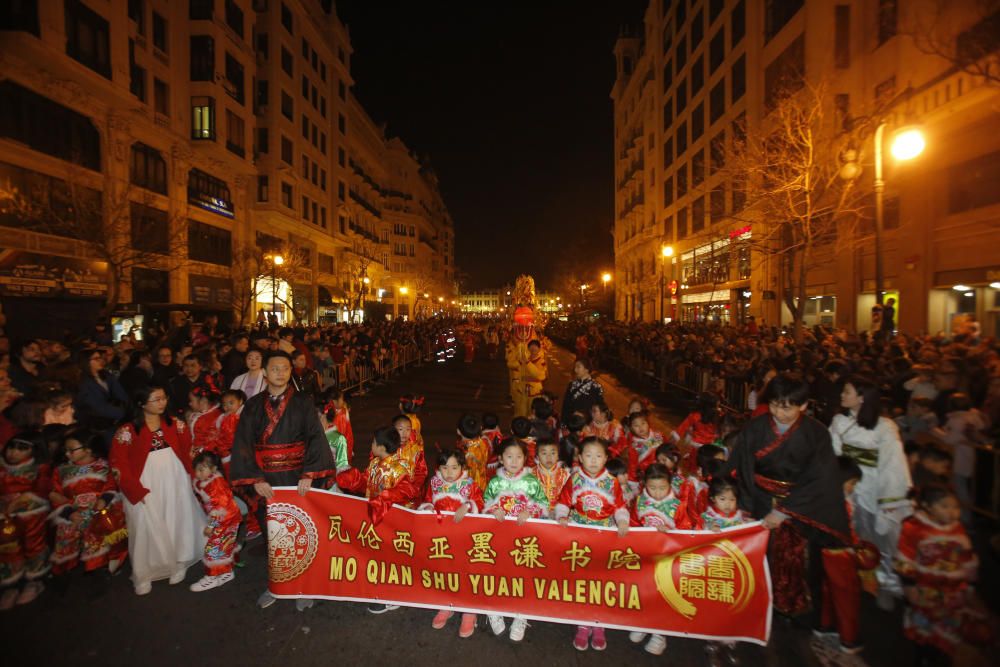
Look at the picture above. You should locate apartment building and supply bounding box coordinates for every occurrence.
[0,0,454,337]
[612,0,1000,336]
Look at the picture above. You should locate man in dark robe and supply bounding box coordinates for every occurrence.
[723,373,850,633]
[231,350,334,610]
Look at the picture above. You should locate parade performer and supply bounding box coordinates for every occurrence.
[895,484,982,665]
[555,436,630,652]
[463,329,476,363]
[318,399,363,493]
[325,389,354,460]
[0,431,50,608]
[394,414,427,497]
[722,373,850,625]
[534,439,570,514]
[421,449,482,636]
[830,375,912,610]
[628,463,687,655]
[506,275,546,418]
[111,386,207,597]
[699,474,752,531]
[189,451,241,592]
[49,430,126,577]
[582,402,628,458]
[481,412,503,480]
[210,389,245,478]
[521,339,547,418]
[399,395,424,442]
[484,438,549,642]
[188,379,223,457]
[230,351,334,610]
[625,411,665,480]
[456,414,490,492]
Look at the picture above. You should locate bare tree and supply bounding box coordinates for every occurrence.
[338,237,380,323]
[904,0,1000,86]
[0,166,187,316]
[712,81,869,342]
[228,239,311,326]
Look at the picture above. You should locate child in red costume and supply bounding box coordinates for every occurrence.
[626,411,665,481]
[456,414,491,493]
[325,389,354,460]
[555,436,630,652]
[49,430,127,576]
[189,451,241,592]
[393,414,427,501]
[679,444,726,527]
[672,393,722,452]
[535,439,570,515]
[0,431,50,609]
[188,379,223,457]
[421,449,482,637]
[481,412,503,480]
[582,402,627,459]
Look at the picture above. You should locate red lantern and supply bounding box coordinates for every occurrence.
[513,306,534,327]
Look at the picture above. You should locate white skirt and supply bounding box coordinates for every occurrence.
[124,448,207,585]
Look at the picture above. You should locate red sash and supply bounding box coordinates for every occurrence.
[255,389,305,473]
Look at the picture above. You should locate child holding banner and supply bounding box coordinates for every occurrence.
[393,414,427,499]
[534,439,569,515]
[483,438,549,641]
[456,414,490,493]
[554,436,630,652]
[421,449,482,637]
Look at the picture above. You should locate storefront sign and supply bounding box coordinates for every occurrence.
[0,249,107,298]
[266,489,773,644]
[669,280,679,296]
[189,274,233,307]
[935,267,1000,287]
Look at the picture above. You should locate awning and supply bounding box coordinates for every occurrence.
[318,285,347,304]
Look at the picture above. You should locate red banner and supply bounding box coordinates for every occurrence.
[266,488,773,644]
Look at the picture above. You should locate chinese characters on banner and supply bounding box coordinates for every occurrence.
[266,489,772,644]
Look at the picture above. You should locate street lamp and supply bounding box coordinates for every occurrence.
[601,272,612,294]
[660,245,674,323]
[873,123,925,304]
[269,254,284,322]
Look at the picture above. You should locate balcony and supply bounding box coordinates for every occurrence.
[349,189,382,218]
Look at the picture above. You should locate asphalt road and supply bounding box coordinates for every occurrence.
[4,347,927,667]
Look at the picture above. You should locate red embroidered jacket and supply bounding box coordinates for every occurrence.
[110,419,193,504]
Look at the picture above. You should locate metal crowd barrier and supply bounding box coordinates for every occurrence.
[320,339,434,395]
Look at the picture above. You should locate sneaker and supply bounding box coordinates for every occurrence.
[296,598,314,611]
[367,603,399,614]
[573,625,591,651]
[432,610,454,629]
[134,581,152,596]
[629,631,648,644]
[168,568,187,585]
[459,613,476,638]
[812,628,839,640]
[646,634,667,656]
[0,588,18,611]
[591,627,607,651]
[509,617,528,642]
[257,590,276,608]
[108,558,123,575]
[840,641,864,655]
[487,614,506,636]
[189,575,222,592]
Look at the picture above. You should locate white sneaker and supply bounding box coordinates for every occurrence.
[487,614,506,636]
[134,581,152,596]
[257,590,276,608]
[189,572,234,592]
[629,631,648,643]
[645,634,667,655]
[509,617,528,642]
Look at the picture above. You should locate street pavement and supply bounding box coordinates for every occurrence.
[5,347,916,667]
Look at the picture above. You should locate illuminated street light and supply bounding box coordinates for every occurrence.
[890,127,926,161]
[423,293,429,299]
[268,254,285,320]
[399,286,408,294]
[362,276,370,284]
[660,245,675,322]
[272,254,284,266]
[438,296,444,302]
[661,245,674,258]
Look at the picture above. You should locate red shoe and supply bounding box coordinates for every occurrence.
[459,613,476,638]
[591,627,607,651]
[432,610,453,629]
[573,626,591,651]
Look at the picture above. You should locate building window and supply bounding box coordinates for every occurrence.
[949,150,1000,214]
[132,267,169,303]
[677,207,688,239]
[226,110,245,157]
[152,11,167,53]
[257,175,269,202]
[224,52,245,104]
[764,34,805,109]
[0,82,101,170]
[692,196,705,233]
[187,168,233,218]
[338,148,346,167]
[256,127,268,154]
[127,0,144,34]
[675,36,687,72]
[663,137,674,167]
[301,74,309,98]
[190,35,214,81]
[301,155,308,179]
[765,0,804,43]
[129,40,146,102]
[191,96,215,140]
[710,79,726,123]
[188,220,232,266]
[677,161,688,197]
[663,101,673,131]
[663,59,673,92]
[302,195,309,221]
[153,78,169,115]
[339,80,346,100]
[301,114,309,139]
[320,62,326,81]
[732,0,745,47]
[691,8,704,48]
[280,2,292,33]
[225,0,244,39]
[320,96,326,118]
[65,0,111,79]
[255,31,268,59]
[281,181,292,208]
[280,135,292,164]
[691,54,704,95]
[692,102,705,141]
[710,27,725,73]
[878,0,896,45]
[189,0,213,20]
[663,174,673,205]
[281,47,293,76]
[675,78,687,116]
[130,202,169,254]
[338,113,346,134]
[320,133,326,154]
[676,121,688,156]
[338,181,345,201]
[710,0,725,24]
[281,90,293,119]
[710,130,726,174]
[319,253,333,273]
[130,142,167,194]
[692,150,705,187]
[731,53,746,103]
[835,5,850,68]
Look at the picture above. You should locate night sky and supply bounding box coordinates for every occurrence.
[337,1,647,291]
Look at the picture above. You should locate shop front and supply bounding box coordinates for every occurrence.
[929,266,1000,337]
[680,289,733,323]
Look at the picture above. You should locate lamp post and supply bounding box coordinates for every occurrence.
[399,286,409,320]
[660,245,673,323]
[270,254,284,322]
